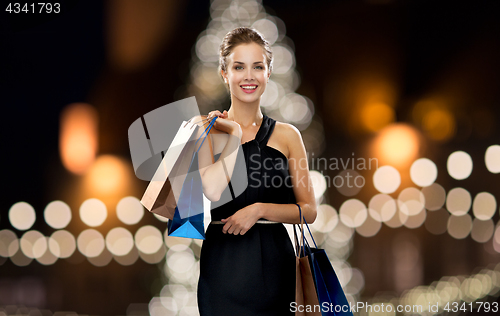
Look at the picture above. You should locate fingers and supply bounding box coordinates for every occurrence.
[208,110,228,120]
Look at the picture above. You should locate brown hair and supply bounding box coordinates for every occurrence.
[219,27,273,82]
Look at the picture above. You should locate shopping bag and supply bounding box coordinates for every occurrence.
[294,204,353,316]
[294,204,321,316]
[166,116,217,239]
[140,116,215,220]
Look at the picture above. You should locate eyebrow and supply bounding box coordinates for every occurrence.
[234,61,264,64]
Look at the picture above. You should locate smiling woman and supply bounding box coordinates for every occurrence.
[195,27,317,316]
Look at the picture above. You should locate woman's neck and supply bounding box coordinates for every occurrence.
[227,97,264,128]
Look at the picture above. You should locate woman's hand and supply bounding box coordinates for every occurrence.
[221,203,262,235]
[208,110,242,137]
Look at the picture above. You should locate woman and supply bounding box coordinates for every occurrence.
[195,27,317,316]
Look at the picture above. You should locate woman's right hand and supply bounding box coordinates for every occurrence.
[207,110,242,137]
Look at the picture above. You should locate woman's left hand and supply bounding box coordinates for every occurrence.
[221,203,262,235]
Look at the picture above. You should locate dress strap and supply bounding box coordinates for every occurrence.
[256,115,276,148]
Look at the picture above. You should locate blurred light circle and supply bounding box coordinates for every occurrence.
[106,227,134,256]
[485,145,500,173]
[167,248,195,273]
[260,80,282,109]
[140,244,166,264]
[373,166,401,194]
[471,219,494,243]
[360,102,395,133]
[339,199,367,228]
[272,45,294,74]
[77,229,105,258]
[88,247,113,267]
[44,200,72,229]
[472,192,497,221]
[335,169,364,197]
[410,158,437,187]
[20,230,46,259]
[446,188,471,216]
[195,34,220,63]
[10,246,32,266]
[403,210,427,229]
[447,214,472,239]
[421,183,446,211]
[114,245,139,266]
[384,209,407,228]
[79,198,107,227]
[135,225,163,254]
[0,229,18,257]
[425,208,449,235]
[117,196,144,225]
[494,226,500,251]
[447,151,473,180]
[368,194,396,222]
[49,230,76,258]
[355,215,381,237]
[311,204,338,233]
[344,268,365,295]
[9,202,36,231]
[165,235,192,250]
[278,93,312,124]
[327,221,354,244]
[398,187,426,216]
[251,19,278,45]
[309,170,327,199]
[36,237,58,265]
[153,213,169,222]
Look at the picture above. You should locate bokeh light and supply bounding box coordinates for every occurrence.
[311,204,338,233]
[372,123,420,168]
[447,214,472,239]
[20,230,46,259]
[309,170,327,199]
[117,196,145,225]
[80,198,108,227]
[77,229,105,258]
[446,187,471,216]
[9,202,36,231]
[49,230,76,258]
[0,229,18,257]
[360,102,395,133]
[472,192,497,221]
[421,183,446,211]
[59,103,98,174]
[471,219,494,243]
[373,165,401,194]
[410,158,437,187]
[135,225,163,254]
[485,145,500,173]
[106,227,134,256]
[397,187,426,216]
[339,199,367,228]
[368,194,397,222]
[44,200,72,229]
[447,151,473,180]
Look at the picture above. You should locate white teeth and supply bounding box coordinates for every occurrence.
[241,86,257,89]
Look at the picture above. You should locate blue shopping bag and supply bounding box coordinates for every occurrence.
[167,116,216,240]
[294,204,353,316]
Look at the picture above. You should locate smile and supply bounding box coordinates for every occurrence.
[240,85,258,93]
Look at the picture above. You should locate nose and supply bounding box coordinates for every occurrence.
[244,68,254,81]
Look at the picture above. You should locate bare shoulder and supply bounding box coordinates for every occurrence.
[269,121,303,159]
[274,121,302,143]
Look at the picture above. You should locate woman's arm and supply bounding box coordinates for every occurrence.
[193,114,243,202]
[220,123,317,235]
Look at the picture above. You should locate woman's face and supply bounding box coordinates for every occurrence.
[222,42,270,104]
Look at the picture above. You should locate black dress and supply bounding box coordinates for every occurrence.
[197,115,297,316]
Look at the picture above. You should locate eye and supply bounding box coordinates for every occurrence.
[235,66,243,70]
[255,66,263,70]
